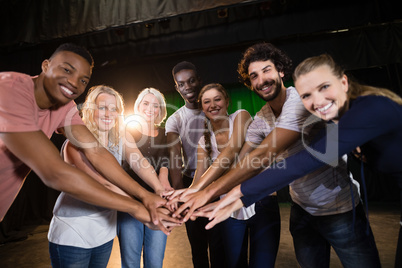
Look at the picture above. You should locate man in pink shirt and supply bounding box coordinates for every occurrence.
[0,43,176,234]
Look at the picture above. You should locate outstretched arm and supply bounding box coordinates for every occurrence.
[64,140,180,233]
[0,131,159,220]
[172,127,300,218]
[190,110,251,190]
[124,127,165,195]
[240,96,402,207]
[63,124,167,226]
[167,132,184,189]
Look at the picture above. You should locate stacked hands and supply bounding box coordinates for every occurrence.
[145,185,245,235]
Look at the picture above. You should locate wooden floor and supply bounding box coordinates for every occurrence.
[0,202,399,268]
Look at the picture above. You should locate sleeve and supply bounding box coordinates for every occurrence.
[245,115,269,145]
[165,113,179,135]
[0,73,39,132]
[276,89,310,133]
[240,96,400,207]
[198,135,206,152]
[56,101,84,130]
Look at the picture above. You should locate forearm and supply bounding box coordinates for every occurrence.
[193,151,237,190]
[169,148,183,189]
[85,147,150,201]
[193,128,245,190]
[128,155,165,193]
[158,167,172,189]
[170,167,183,189]
[46,161,147,214]
[203,139,285,199]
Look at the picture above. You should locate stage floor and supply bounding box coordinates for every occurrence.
[0,202,399,268]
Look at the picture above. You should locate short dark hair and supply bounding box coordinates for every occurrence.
[172,61,198,78]
[51,43,94,70]
[237,42,292,89]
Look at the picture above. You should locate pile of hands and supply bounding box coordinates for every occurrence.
[144,186,244,236]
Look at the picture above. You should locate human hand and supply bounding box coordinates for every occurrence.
[171,189,214,222]
[141,192,167,227]
[166,187,199,204]
[158,170,174,192]
[144,207,183,235]
[194,198,244,230]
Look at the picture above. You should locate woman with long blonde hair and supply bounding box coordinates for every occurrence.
[48,85,179,267]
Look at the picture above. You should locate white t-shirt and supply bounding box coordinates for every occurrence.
[165,106,205,177]
[47,141,122,248]
[199,109,256,220]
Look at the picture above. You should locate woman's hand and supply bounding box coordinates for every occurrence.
[195,198,244,230]
[193,184,244,227]
[166,187,199,205]
[171,188,214,222]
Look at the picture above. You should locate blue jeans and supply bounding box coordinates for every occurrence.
[48,240,113,268]
[221,195,281,268]
[117,212,167,268]
[290,202,381,268]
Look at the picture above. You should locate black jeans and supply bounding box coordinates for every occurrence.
[183,174,227,268]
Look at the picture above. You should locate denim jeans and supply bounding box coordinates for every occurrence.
[48,239,113,268]
[221,195,281,268]
[290,202,381,268]
[117,212,167,268]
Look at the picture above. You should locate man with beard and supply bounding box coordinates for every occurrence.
[165,61,226,268]
[172,43,381,268]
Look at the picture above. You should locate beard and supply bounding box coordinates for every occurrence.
[254,76,282,102]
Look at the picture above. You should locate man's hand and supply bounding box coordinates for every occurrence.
[144,207,183,235]
[141,192,168,226]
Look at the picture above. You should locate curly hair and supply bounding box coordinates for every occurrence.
[237,42,293,89]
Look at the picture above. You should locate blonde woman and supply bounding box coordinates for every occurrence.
[48,85,178,267]
[48,85,126,267]
[118,87,172,268]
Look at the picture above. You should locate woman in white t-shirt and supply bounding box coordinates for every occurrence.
[48,85,127,267]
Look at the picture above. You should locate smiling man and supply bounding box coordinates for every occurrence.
[166,61,226,268]
[175,43,381,267]
[0,43,175,234]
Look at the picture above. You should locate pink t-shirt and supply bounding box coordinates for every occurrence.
[0,72,84,220]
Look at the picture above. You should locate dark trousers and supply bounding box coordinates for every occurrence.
[183,175,227,268]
